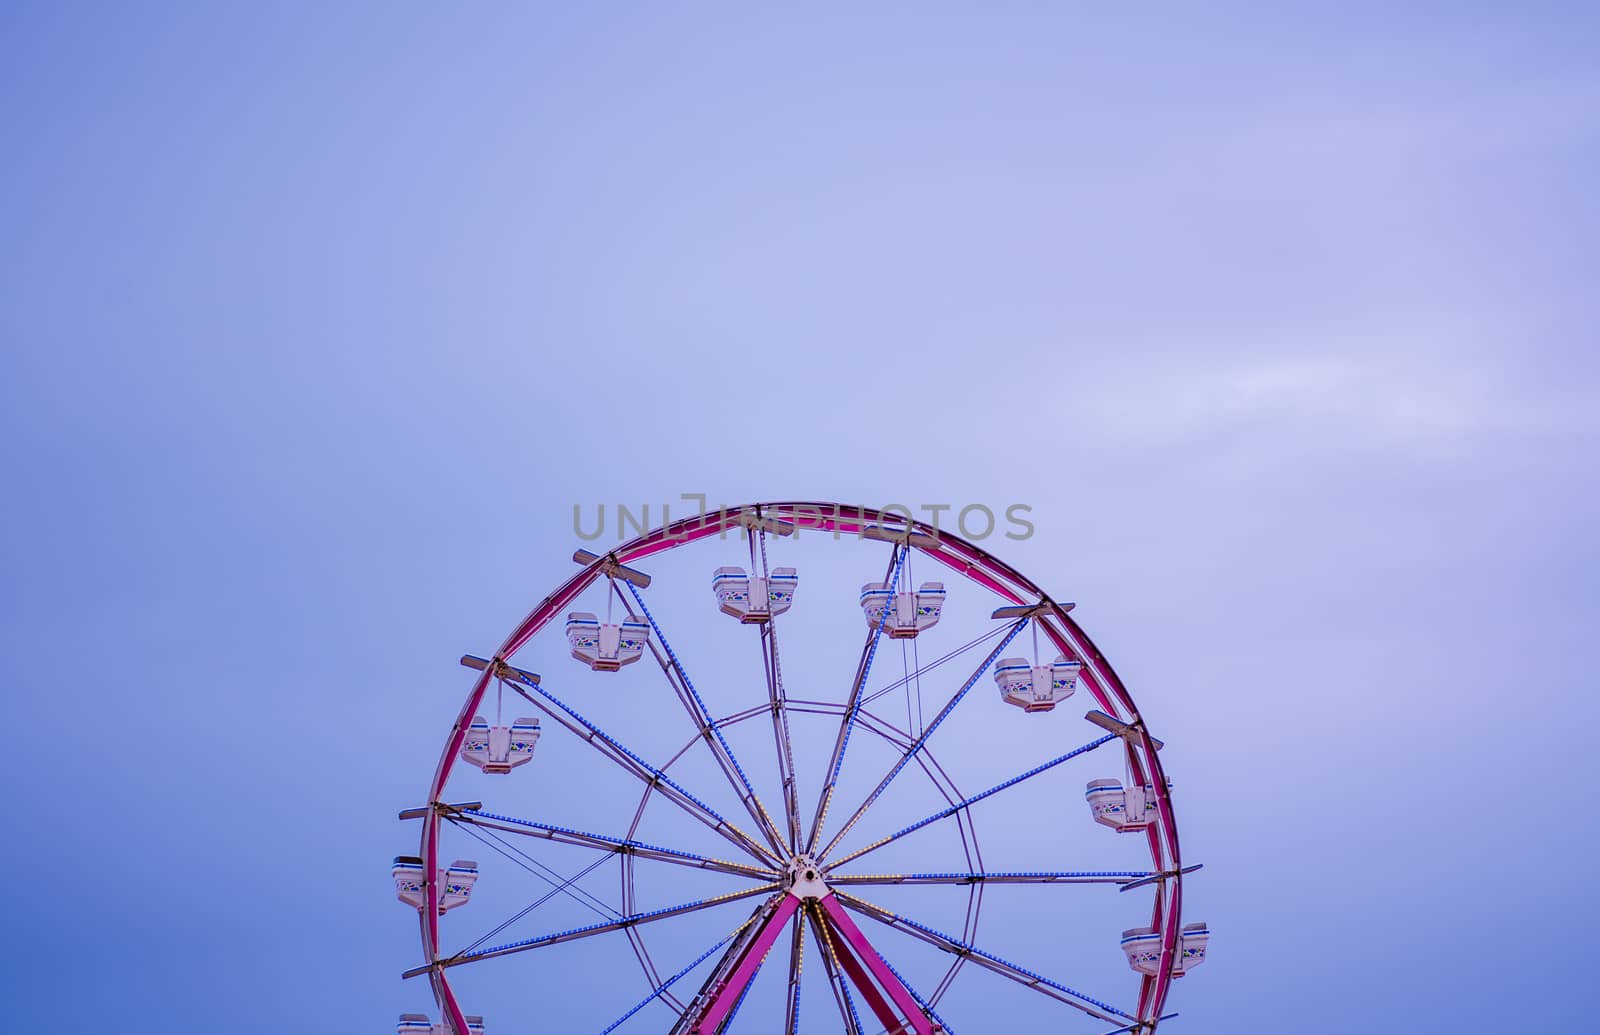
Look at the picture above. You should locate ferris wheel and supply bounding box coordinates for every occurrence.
[394,502,1206,1035]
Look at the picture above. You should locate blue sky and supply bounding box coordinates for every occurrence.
[3,3,1598,1032]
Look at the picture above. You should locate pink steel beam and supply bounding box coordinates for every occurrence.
[818,894,935,1035]
[690,894,801,1034]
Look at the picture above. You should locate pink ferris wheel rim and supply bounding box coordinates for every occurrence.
[412,501,1188,1033]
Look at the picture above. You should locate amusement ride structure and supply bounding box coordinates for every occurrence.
[395,502,1206,1034]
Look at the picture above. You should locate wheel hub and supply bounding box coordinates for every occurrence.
[785,855,829,899]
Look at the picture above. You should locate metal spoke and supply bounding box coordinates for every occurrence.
[745,515,804,855]
[785,906,805,1034]
[667,894,798,1035]
[604,698,780,1015]
[450,808,775,880]
[827,732,1117,871]
[806,902,866,1035]
[827,870,1155,887]
[806,545,906,856]
[403,883,782,978]
[1097,1017,1178,1035]
[818,618,1029,861]
[762,617,803,855]
[663,900,774,1034]
[859,622,1012,709]
[835,891,1135,1025]
[504,675,780,866]
[593,692,976,1027]
[786,695,990,1005]
[456,847,616,960]
[597,909,770,1035]
[717,927,775,1031]
[623,579,790,857]
[446,815,620,923]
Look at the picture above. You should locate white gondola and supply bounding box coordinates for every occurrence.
[1121,923,1209,976]
[711,566,799,623]
[439,860,478,913]
[1084,779,1159,832]
[392,856,426,909]
[565,611,649,671]
[393,856,478,914]
[994,655,1081,713]
[397,1015,486,1035]
[460,716,541,774]
[859,581,945,639]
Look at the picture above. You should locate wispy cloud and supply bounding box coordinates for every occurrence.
[1077,341,1594,462]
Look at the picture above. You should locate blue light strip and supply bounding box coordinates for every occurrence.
[595,926,746,1035]
[449,813,620,924]
[876,952,956,1035]
[837,969,867,1034]
[719,937,770,1031]
[852,901,1135,1021]
[830,546,905,787]
[461,883,779,964]
[821,618,1030,857]
[789,923,804,1035]
[809,545,906,855]
[625,580,777,844]
[808,904,867,1035]
[506,669,758,853]
[829,732,1118,868]
[458,809,772,876]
